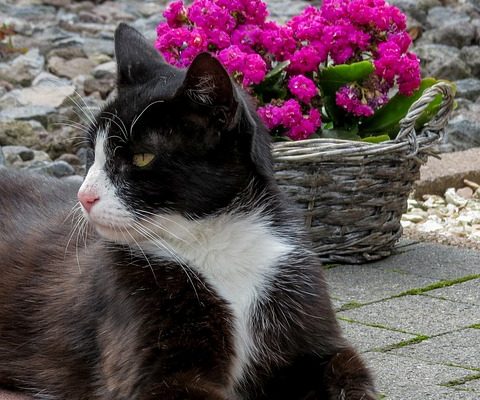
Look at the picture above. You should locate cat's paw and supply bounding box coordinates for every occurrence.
[324,347,377,400]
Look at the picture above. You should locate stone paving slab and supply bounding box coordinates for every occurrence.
[426,278,480,306]
[364,352,477,400]
[460,377,480,393]
[326,264,438,304]
[391,328,480,370]
[338,295,480,336]
[339,320,417,353]
[376,241,480,280]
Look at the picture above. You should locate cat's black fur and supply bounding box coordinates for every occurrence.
[0,24,376,400]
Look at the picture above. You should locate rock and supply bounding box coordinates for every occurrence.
[422,23,476,48]
[413,44,471,80]
[2,145,35,163]
[48,56,95,80]
[445,114,480,151]
[0,120,47,148]
[418,220,444,233]
[402,214,426,223]
[82,38,115,57]
[0,49,44,86]
[0,105,56,127]
[454,78,480,101]
[47,46,87,61]
[460,46,480,78]
[83,77,115,99]
[0,147,5,167]
[426,6,471,29]
[91,61,116,80]
[56,153,82,166]
[445,187,469,207]
[3,16,34,36]
[456,187,474,200]
[0,74,76,109]
[29,160,75,178]
[415,148,480,198]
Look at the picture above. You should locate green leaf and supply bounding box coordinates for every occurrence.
[253,61,290,103]
[359,77,438,137]
[264,60,290,80]
[361,134,391,143]
[318,61,375,96]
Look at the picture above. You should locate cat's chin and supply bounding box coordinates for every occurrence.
[90,221,142,244]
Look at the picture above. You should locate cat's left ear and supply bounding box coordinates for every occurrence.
[114,23,166,86]
[182,53,238,125]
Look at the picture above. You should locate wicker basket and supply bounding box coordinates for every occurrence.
[272,82,455,264]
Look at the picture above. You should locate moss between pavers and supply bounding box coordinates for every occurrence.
[377,335,430,352]
[396,274,480,297]
[441,373,480,388]
[337,301,363,311]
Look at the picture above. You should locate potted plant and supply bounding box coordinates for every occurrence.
[155,0,454,263]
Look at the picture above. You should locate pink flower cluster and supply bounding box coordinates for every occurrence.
[156,0,421,140]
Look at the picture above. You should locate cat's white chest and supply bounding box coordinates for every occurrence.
[144,213,293,386]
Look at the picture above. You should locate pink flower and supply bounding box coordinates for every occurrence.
[289,46,327,74]
[336,85,374,117]
[288,75,318,104]
[243,53,266,85]
[289,108,321,140]
[163,1,188,28]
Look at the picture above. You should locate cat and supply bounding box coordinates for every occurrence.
[0,23,377,400]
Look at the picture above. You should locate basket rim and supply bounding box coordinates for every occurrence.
[272,82,455,163]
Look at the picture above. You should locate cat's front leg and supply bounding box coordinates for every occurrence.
[138,376,234,400]
[322,347,377,400]
[260,346,376,400]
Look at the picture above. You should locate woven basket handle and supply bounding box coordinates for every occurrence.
[395,81,455,156]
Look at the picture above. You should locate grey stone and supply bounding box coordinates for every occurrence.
[454,78,480,101]
[326,264,438,304]
[339,295,480,336]
[426,6,471,29]
[0,105,55,127]
[82,38,115,57]
[427,278,480,306]
[392,328,480,369]
[29,160,75,178]
[365,352,478,400]
[0,79,76,110]
[10,4,57,22]
[2,145,35,162]
[47,46,87,61]
[414,44,471,80]
[0,48,44,86]
[92,61,116,80]
[48,56,95,80]
[422,23,476,48]
[0,147,5,167]
[445,114,480,151]
[0,120,48,148]
[83,77,115,99]
[460,46,480,78]
[339,320,417,352]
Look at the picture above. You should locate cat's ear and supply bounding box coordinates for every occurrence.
[114,23,165,86]
[182,53,237,123]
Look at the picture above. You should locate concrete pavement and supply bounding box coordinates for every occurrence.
[327,241,480,399]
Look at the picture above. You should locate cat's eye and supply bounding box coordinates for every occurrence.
[132,153,156,168]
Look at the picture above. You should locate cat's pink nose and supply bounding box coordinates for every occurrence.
[78,189,100,213]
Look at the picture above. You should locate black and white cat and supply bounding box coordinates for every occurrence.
[0,24,376,400]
